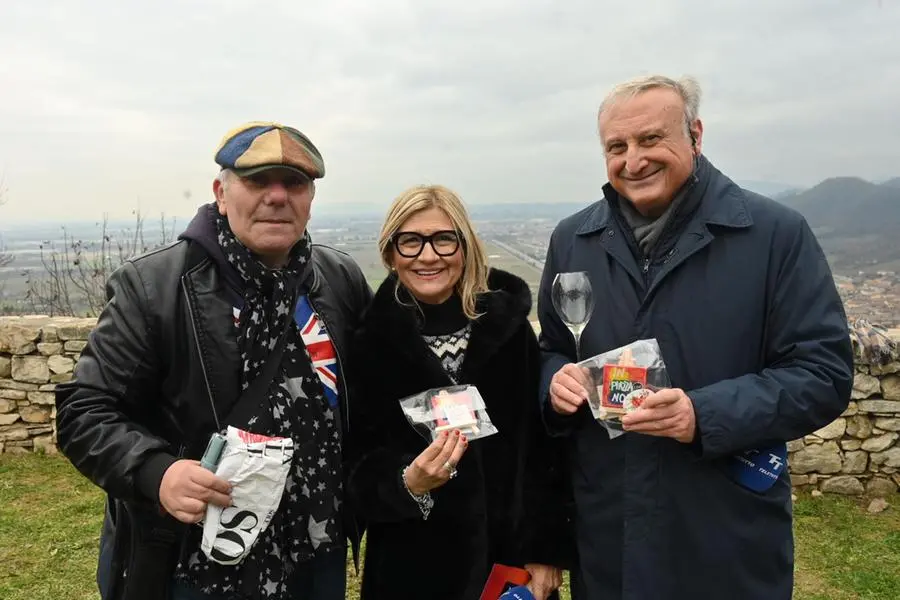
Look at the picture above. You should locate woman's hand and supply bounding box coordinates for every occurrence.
[403,430,468,496]
[525,563,563,600]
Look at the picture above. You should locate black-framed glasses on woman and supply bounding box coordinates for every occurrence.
[391,230,461,258]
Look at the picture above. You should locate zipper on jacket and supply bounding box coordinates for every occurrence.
[181,276,222,432]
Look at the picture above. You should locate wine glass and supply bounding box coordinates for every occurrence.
[551,272,594,361]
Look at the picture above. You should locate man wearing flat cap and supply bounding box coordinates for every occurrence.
[56,122,373,600]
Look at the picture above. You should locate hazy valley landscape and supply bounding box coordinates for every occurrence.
[2,175,899,326]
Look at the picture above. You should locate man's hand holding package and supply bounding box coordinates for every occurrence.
[622,388,697,443]
[159,459,233,523]
[549,363,591,415]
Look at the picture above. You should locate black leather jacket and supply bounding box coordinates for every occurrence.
[55,236,372,599]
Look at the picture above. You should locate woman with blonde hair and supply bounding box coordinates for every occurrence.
[344,185,572,599]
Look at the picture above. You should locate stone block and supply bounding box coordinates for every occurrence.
[786,439,805,452]
[840,439,862,451]
[875,418,900,432]
[0,389,26,400]
[841,401,859,417]
[64,340,87,353]
[883,375,900,401]
[790,474,810,486]
[871,447,900,469]
[0,379,38,391]
[57,321,96,341]
[871,362,900,376]
[38,384,56,392]
[0,398,14,413]
[0,413,20,426]
[790,442,842,474]
[842,451,868,474]
[846,415,874,438]
[861,432,899,453]
[20,405,51,424]
[804,435,824,444]
[27,391,55,406]
[821,475,864,495]
[47,355,74,375]
[37,342,63,356]
[0,320,41,354]
[852,373,881,399]
[858,400,900,414]
[813,418,846,440]
[32,435,58,455]
[0,425,29,441]
[50,373,72,383]
[11,356,49,384]
[866,477,898,498]
[0,356,9,378]
[41,326,59,343]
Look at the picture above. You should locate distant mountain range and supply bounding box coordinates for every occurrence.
[737,180,802,198]
[773,177,899,237]
[769,177,900,272]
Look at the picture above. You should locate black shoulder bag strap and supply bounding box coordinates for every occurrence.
[223,309,295,433]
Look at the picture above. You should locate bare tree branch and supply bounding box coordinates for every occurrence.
[21,208,175,317]
[0,177,13,298]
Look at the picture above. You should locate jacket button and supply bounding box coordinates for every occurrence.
[607,230,615,237]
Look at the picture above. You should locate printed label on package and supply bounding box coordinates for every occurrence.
[599,365,648,415]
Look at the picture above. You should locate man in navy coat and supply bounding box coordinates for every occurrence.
[538,74,854,599]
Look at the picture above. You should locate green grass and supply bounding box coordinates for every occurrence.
[793,490,900,599]
[1,454,897,600]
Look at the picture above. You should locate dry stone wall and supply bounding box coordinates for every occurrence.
[788,348,900,498]
[0,316,95,455]
[1,316,899,498]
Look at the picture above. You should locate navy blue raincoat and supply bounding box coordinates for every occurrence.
[538,156,853,599]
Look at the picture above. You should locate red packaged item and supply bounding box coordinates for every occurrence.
[600,363,648,415]
[480,564,531,600]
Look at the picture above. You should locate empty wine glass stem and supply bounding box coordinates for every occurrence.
[573,332,582,362]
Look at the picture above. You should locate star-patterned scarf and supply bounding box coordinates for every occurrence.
[175,214,343,599]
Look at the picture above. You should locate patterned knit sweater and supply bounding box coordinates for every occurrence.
[418,294,471,383]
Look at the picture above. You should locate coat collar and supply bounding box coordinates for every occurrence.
[361,268,532,380]
[575,155,753,236]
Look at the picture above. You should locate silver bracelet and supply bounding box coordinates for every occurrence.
[401,466,434,520]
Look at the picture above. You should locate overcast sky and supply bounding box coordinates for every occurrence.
[1,0,898,223]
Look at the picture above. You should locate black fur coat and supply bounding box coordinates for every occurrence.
[344,269,572,600]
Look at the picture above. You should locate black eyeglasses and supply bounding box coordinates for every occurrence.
[391,230,461,258]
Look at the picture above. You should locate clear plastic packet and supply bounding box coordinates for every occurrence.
[399,384,499,442]
[576,338,671,439]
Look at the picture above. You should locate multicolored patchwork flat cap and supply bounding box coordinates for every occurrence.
[214,121,325,179]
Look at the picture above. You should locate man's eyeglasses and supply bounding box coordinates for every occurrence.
[391,230,461,258]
